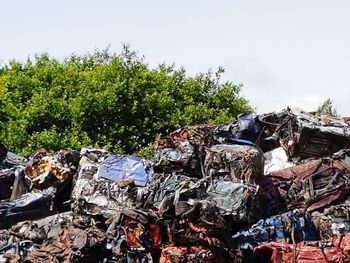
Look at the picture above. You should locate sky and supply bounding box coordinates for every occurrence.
[1,0,349,115]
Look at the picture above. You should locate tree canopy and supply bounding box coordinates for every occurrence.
[0,46,251,157]
[317,98,338,117]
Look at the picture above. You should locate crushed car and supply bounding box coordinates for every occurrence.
[0,107,349,262]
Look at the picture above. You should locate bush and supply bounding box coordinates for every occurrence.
[0,46,251,157]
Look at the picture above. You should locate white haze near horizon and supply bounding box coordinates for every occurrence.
[1,0,349,115]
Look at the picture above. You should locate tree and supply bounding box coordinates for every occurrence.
[317,98,338,117]
[0,46,251,157]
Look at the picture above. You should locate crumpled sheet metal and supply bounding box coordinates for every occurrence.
[0,150,79,230]
[257,155,350,215]
[0,168,22,200]
[97,153,153,187]
[181,200,227,229]
[154,141,194,168]
[145,173,206,214]
[0,149,28,202]
[160,246,224,263]
[72,149,144,216]
[9,211,74,242]
[261,108,350,158]
[72,178,137,216]
[0,187,56,229]
[0,212,92,261]
[232,209,317,250]
[290,167,350,213]
[170,125,216,146]
[24,149,78,193]
[1,151,27,169]
[0,212,74,262]
[212,113,259,145]
[254,233,350,263]
[154,125,215,176]
[106,209,161,260]
[1,108,350,262]
[312,202,350,240]
[204,144,264,184]
[168,218,229,250]
[206,180,262,222]
[27,224,106,263]
[154,140,199,177]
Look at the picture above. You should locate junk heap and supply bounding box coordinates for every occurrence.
[1,107,350,262]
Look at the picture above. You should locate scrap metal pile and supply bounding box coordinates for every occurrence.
[1,108,350,262]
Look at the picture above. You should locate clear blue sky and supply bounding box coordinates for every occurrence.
[1,0,349,115]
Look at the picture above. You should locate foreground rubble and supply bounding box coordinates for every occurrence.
[1,108,350,262]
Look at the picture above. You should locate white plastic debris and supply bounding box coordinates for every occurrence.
[264,147,293,175]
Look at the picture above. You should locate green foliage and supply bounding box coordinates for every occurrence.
[317,98,339,117]
[0,46,251,157]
